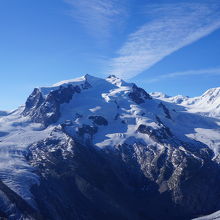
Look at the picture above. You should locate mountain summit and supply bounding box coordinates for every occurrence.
[0,75,220,220]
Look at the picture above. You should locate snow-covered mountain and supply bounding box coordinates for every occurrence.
[151,87,220,118]
[0,74,220,220]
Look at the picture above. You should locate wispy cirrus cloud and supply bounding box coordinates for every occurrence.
[145,67,220,83]
[108,1,220,79]
[64,0,126,38]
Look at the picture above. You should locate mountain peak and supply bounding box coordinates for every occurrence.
[202,87,220,100]
[38,74,133,97]
[23,74,151,127]
[52,75,87,87]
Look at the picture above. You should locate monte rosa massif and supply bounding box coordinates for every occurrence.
[0,74,220,220]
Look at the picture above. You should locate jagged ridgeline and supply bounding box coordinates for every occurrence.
[0,74,220,220]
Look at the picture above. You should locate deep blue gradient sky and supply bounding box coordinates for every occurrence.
[0,0,220,110]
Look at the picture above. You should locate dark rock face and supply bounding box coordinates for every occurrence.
[23,88,44,113]
[78,124,98,136]
[51,85,81,104]
[159,102,172,119]
[23,84,86,126]
[89,116,108,126]
[128,84,151,104]
[137,124,173,144]
[28,137,147,220]
[23,130,220,220]
[0,180,42,220]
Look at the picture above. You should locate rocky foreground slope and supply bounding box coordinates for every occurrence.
[0,75,220,220]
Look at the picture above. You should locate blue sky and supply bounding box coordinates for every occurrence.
[0,0,220,110]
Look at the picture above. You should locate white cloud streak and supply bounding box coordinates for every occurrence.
[145,67,220,83]
[64,0,126,38]
[108,1,220,79]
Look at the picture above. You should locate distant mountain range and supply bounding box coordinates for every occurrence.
[151,86,220,118]
[0,74,220,220]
